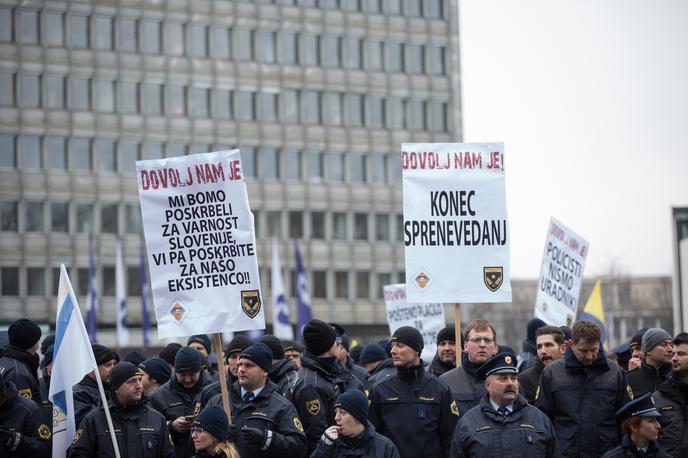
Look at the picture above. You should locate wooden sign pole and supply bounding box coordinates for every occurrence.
[454,303,462,368]
[213,333,233,424]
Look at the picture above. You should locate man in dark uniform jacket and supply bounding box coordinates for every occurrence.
[206,342,308,457]
[331,322,368,385]
[427,325,457,377]
[439,319,499,416]
[68,362,174,458]
[628,328,673,398]
[289,319,363,454]
[360,344,396,392]
[450,352,558,457]
[150,346,212,458]
[0,319,43,402]
[73,344,117,429]
[198,334,251,407]
[368,326,458,458]
[258,334,299,397]
[536,320,630,458]
[518,326,566,404]
[0,372,51,458]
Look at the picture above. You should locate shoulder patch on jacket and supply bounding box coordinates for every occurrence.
[38,424,51,440]
[450,400,459,416]
[18,388,32,399]
[626,384,634,400]
[294,417,304,433]
[72,429,82,445]
[306,399,320,415]
[535,385,540,400]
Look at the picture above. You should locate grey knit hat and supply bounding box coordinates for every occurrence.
[641,328,672,354]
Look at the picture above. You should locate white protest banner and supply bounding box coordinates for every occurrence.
[534,217,589,327]
[384,283,445,361]
[402,143,511,303]
[136,150,264,339]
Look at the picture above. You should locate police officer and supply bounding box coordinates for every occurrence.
[517,326,567,404]
[150,346,212,458]
[289,319,363,453]
[258,334,298,397]
[439,319,499,415]
[536,320,630,458]
[284,340,304,369]
[368,326,458,458]
[199,334,251,407]
[188,334,217,380]
[331,322,368,385]
[427,325,457,377]
[73,343,117,429]
[68,362,174,458]
[450,352,558,458]
[138,357,171,397]
[206,342,308,457]
[601,393,672,458]
[360,344,395,392]
[0,372,51,457]
[628,328,673,397]
[0,318,42,402]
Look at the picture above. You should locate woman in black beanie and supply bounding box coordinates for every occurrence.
[191,405,240,458]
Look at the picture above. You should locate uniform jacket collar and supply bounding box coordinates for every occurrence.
[564,346,610,372]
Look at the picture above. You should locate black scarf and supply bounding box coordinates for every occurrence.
[2,344,40,380]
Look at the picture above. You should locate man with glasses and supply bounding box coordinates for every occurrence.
[440,319,499,417]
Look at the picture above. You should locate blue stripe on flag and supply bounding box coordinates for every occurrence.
[52,294,75,413]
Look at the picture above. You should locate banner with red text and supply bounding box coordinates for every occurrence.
[136,150,264,339]
[402,143,511,303]
[534,217,589,327]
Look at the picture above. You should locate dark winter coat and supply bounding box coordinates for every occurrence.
[600,434,672,458]
[73,375,106,429]
[0,345,41,402]
[518,358,544,404]
[364,359,396,393]
[427,353,454,377]
[653,375,688,458]
[310,421,400,458]
[345,356,369,385]
[269,358,299,397]
[0,382,51,458]
[627,361,671,398]
[438,354,486,418]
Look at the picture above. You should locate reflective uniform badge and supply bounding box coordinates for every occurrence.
[535,385,540,400]
[627,384,634,400]
[72,429,82,445]
[450,400,459,416]
[306,399,321,415]
[294,417,304,433]
[38,424,51,440]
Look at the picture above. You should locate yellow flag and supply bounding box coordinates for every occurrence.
[580,280,608,349]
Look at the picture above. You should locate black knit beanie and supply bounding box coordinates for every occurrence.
[8,319,42,349]
[175,346,202,373]
[159,343,182,366]
[335,390,369,425]
[303,319,337,356]
[226,334,252,359]
[239,343,273,372]
[193,406,229,442]
[92,344,117,366]
[258,335,285,359]
[391,326,424,354]
[139,357,171,385]
[359,343,387,365]
[110,362,141,392]
[436,325,456,344]
[188,334,212,354]
[123,351,146,366]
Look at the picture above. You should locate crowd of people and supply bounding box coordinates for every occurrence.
[1,316,687,458]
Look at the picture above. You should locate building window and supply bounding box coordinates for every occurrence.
[376,214,389,240]
[234,29,253,61]
[257,31,276,63]
[366,40,383,70]
[119,18,138,51]
[101,204,118,234]
[351,154,366,183]
[347,94,364,126]
[0,8,12,42]
[140,20,160,54]
[47,137,67,170]
[333,212,347,240]
[0,134,15,168]
[289,211,303,238]
[371,153,388,184]
[212,26,231,58]
[354,213,368,240]
[377,273,391,298]
[102,267,115,296]
[213,89,231,118]
[285,150,301,180]
[366,0,383,13]
[323,92,342,126]
[235,91,255,121]
[127,266,141,296]
[343,38,362,69]
[27,268,45,296]
[387,0,402,14]
[241,147,256,178]
[322,36,340,68]
[77,268,89,295]
[266,211,282,237]
[429,46,445,75]
[144,82,162,115]
[76,204,94,233]
[258,92,277,122]
[21,135,41,169]
[405,0,422,16]
[190,87,209,117]
[311,211,325,239]
[51,202,69,233]
[190,24,208,57]
[73,138,91,171]
[167,143,186,157]
[280,90,299,123]
[121,143,139,171]
[427,0,444,18]
[321,0,338,8]
[69,15,89,48]
[329,153,345,182]
[45,75,65,109]
[312,270,327,299]
[1,202,18,231]
[407,100,426,130]
[356,271,370,299]
[0,73,13,106]
[125,204,142,234]
[280,31,297,64]
[387,43,404,72]
[301,91,320,124]
[45,12,64,47]
[429,101,448,132]
[94,16,113,50]
[121,81,139,114]
[1,267,19,296]
[342,0,362,11]
[20,74,40,108]
[368,96,385,128]
[98,140,116,172]
[20,10,38,44]
[335,271,349,299]
[167,85,186,116]
[96,80,115,112]
[300,34,319,66]
[165,22,185,55]
[145,142,163,159]
[308,151,323,180]
[387,97,404,129]
[407,44,424,74]
[260,148,278,179]
[70,77,90,110]
[396,214,404,241]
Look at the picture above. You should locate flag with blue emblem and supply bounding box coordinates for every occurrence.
[49,265,99,457]
[116,240,129,348]
[580,280,609,350]
[272,239,294,340]
[295,242,312,337]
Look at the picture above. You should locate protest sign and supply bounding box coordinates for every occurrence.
[137,150,264,339]
[384,283,445,362]
[402,142,511,303]
[534,217,589,327]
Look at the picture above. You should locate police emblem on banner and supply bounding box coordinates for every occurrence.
[241,290,262,318]
[306,399,321,416]
[483,267,504,292]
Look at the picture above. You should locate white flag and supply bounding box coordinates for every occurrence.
[116,240,129,347]
[49,265,99,458]
[271,239,293,340]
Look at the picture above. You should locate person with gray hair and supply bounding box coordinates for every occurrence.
[627,328,673,398]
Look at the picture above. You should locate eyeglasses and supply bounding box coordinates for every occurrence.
[190,427,206,435]
[468,337,494,345]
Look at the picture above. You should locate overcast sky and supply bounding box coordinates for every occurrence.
[458,0,688,279]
